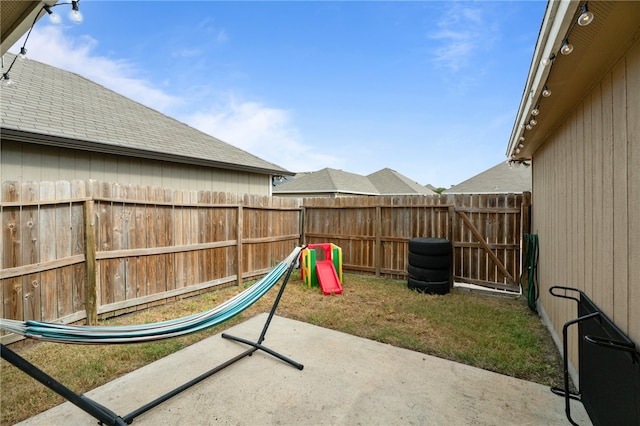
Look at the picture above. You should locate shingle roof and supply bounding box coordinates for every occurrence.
[273,168,379,195]
[443,162,531,194]
[367,168,436,195]
[0,53,290,175]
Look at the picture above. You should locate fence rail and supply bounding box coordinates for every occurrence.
[2,181,530,345]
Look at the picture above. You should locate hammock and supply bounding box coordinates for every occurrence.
[2,246,304,425]
[0,247,301,345]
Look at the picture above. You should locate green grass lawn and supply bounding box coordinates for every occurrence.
[0,271,563,425]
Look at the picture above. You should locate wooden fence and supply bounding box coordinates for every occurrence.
[2,182,530,345]
[302,193,531,290]
[1,180,301,344]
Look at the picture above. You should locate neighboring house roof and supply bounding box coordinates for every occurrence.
[443,162,531,194]
[0,53,290,176]
[273,168,379,196]
[273,167,435,196]
[367,168,436,195]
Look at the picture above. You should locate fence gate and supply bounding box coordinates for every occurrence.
[451,192,530,292]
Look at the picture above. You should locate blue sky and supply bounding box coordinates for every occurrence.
[9,1,546,188]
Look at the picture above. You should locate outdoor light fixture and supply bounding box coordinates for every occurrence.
[560,38,574,55]
[530,118,537,126]
[542,86,552,97]
[526,123,533,130]
[531,106,540,116]
[1,73,15,87]
[69,1,83,24]
[18,47,28,61]
[44,5,62,24]
[578,3,594,26]
[541,54,556,66]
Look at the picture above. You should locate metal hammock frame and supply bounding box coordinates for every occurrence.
[1,247,304,425]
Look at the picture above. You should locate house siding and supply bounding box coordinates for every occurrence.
[532,38,640,368]
[1,140,271,195]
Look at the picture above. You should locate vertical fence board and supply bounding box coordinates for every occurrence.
[39,182,57,321]
[2,182,22,323]
[55,181,73,317]
[21,182,40,321]
[174,190,186,289]
[71,181,86,314]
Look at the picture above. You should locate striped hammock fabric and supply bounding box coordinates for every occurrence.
[0,247,301,345]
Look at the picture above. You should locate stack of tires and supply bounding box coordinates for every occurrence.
[407,238,452,295]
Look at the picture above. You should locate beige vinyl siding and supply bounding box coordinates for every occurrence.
[532,38,640,368]
[1,141,271,195]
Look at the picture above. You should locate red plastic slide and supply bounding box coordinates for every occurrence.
[315,260,343,295]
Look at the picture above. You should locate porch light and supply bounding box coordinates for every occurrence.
[69,1,83,24]
[1,73,15,87]
[542,86,552,97]
[541,54,555,66]
[578,3,594,26]
[18,47,28,61]
[560,39,573,55]
[44,5,62,24]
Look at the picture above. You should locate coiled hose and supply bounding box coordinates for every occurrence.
[521,234,539,312]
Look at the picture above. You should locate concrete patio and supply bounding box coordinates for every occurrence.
[18,313,591,425]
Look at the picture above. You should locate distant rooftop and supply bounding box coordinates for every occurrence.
[367,168,436,195]
[443,162,531,194]
[273,167,436,196]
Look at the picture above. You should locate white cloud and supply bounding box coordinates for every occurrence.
[13,25,181,112]
[183,96,343,173]
[429,3,496,72]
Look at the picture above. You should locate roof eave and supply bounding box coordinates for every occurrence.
[507,0,578,160]
[1,127,294,176]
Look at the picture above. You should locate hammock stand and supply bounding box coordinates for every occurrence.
[1,248,304,426]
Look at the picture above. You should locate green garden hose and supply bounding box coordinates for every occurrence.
[521,234,539,312]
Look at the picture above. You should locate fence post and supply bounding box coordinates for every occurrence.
[375,205,381,277]
[236,205,243,286]
[300,206,306,245]
[520,192,532,278]
[84,199,97,325]
[447,204,455,246]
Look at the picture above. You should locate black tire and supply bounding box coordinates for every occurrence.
[408,252,451,270]
[408,278,450,295]
[407,264,450,282]
[408,238,452,256]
